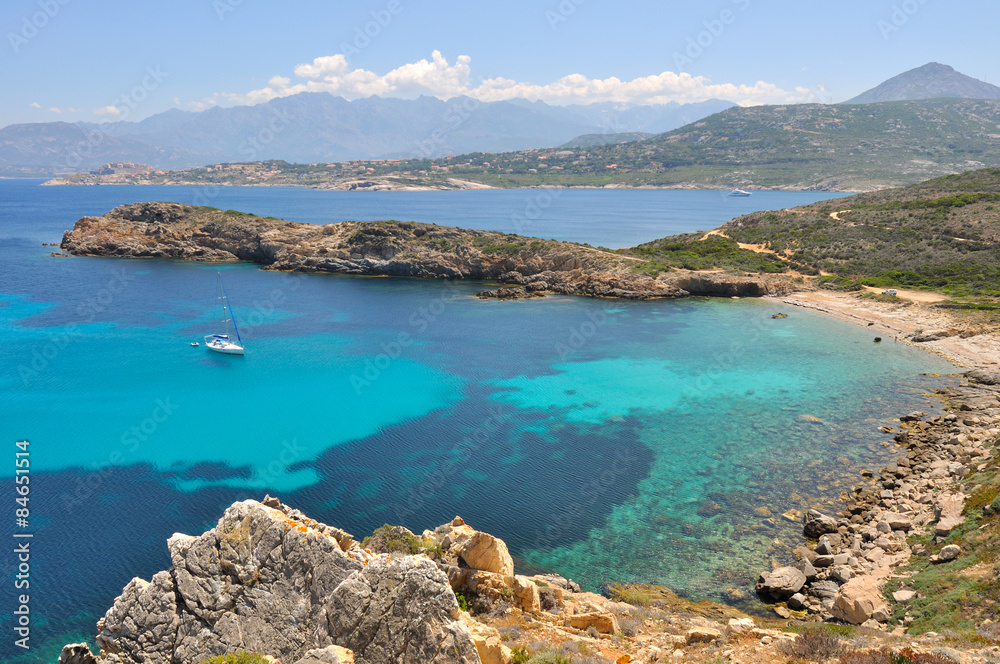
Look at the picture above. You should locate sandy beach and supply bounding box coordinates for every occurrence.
[781,289,1000,370]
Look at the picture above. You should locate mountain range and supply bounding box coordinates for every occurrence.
[0,95,733,176]
[13,61,1000,182]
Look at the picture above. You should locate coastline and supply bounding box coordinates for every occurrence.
[38,175,867,193]
[782,289,1000,370]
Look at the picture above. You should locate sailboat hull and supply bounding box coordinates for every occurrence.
[204,335,245,355]
[206,344,244,355]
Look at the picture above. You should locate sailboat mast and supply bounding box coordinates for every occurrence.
[219,273,243,346]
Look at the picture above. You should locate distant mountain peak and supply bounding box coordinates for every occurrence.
[844,62,1000,104]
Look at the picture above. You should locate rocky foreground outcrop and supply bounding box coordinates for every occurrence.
[61,498,481,664]
[62,486,1000,664]
[60,202,797,300]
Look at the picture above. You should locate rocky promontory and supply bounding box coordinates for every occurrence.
[59,202,797,300]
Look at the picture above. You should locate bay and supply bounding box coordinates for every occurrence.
[0,181,948,663]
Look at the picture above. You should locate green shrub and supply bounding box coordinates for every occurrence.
[199,653,271,664]
[613,588,651,607]
[510,647,531,664]
[779,628,846,661]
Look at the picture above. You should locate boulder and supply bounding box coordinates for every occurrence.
[803,510,840,539]
[935,544,962,563]
[935,493,966,536]
[568,612,620,634]
[461,613,512,664]
[456,531,514,576]
[59,644,99,664]
[79,499,479,664]
[830,566,853,584]
[724,618,755,637]
[882,512,912,532]
[795,559,818,580]
[808,580,840,602]
[831,575,889,625]
[892,590,916,603]
[966,369,1000,386]
[513,575,541,613]
[685,627,722,644]
[755,566,806,600]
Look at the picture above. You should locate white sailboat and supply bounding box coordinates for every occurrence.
[204,273,245,355]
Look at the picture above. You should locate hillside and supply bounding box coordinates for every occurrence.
[845,62,1000,104]
[425,99,1000,191]
[50,99,1000,192]
[0,94,732,176]
[713,168,1000,297]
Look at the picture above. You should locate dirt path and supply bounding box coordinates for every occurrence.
[700,229,777,255]
[860,285,949,304]
[829,209,852,221]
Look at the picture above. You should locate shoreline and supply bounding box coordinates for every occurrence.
[35,175,867,193]
[782,289,1000,370]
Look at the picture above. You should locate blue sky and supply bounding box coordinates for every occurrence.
[1,0,998,126]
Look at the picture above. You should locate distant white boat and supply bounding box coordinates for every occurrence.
[728,189,752,197]
[205,273,245,356]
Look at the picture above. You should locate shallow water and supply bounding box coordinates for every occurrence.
[0,181,949,663]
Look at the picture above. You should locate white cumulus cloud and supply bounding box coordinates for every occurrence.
[209,51,814,108]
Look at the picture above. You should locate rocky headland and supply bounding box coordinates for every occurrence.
[59,202,796,300]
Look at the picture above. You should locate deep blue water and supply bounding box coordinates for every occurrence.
[0,180,951,663]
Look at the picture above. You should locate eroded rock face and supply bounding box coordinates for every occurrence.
[75,499,480,664]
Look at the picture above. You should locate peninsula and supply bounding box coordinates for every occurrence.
[59,202,795,299]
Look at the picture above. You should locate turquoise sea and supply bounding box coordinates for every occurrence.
[0,180,953,663]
